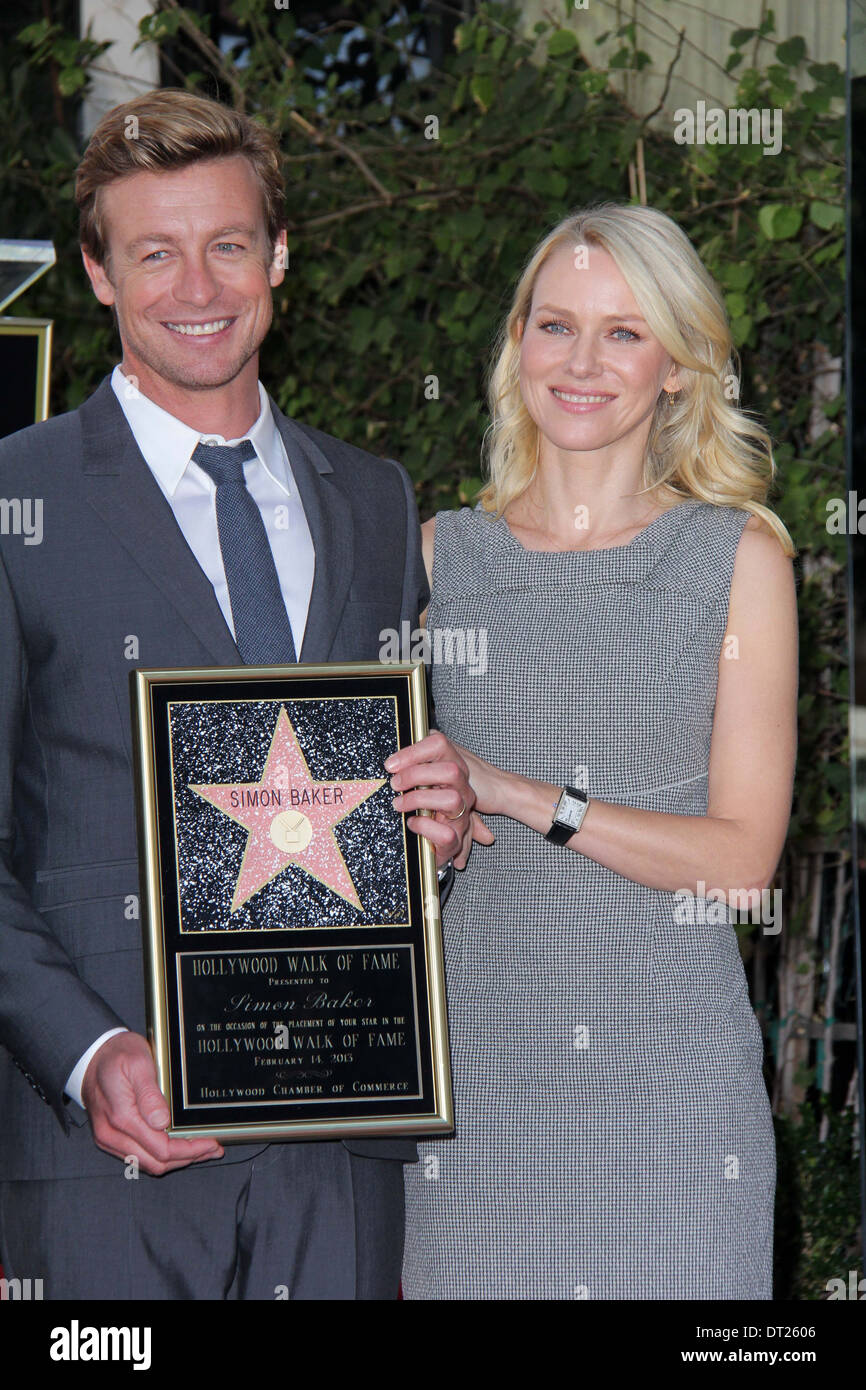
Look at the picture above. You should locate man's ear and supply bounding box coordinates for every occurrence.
[81,248,116,307]
[269,229,288,288]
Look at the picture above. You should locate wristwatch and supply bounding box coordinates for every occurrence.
[545,786,589,845]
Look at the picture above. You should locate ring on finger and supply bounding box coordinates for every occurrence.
[447,798,468,823]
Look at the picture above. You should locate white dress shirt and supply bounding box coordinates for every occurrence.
[65,367,315,1106]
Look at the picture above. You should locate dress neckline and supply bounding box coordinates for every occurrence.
[488,499,700,556]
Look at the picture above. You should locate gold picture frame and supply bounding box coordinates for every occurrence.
[0,318,52,436]
[131,661,453,1142]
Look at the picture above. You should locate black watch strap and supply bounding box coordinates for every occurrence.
[437,858,455,904]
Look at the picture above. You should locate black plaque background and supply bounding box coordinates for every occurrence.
[143,670,438,1134]
[0,331,39,437]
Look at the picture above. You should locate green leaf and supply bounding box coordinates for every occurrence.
[547,29,579,58]
[776,36,807,66]
[758,203,803,240]
[810,200,843,229]
[767,68,797,102]
[525,167,568,198]
[730,27,757,46]
[809,61,841,81]
[802,88,832,114]
[721,262,754,290]
[349,307,375,354]
[453,288,481,318]
[725,291,748,317]
[57,66,87,96]
[579,70,608,95]
[470,74,494,112]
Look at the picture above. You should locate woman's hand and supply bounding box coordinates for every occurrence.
[385,731,499,869]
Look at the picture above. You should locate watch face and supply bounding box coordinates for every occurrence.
[558,793,587,830]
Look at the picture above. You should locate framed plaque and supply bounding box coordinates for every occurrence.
[0,318,52,438]
[131,662,453,1142]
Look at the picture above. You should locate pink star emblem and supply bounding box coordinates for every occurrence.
[191,706,386,913]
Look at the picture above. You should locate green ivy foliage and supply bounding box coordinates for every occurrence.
[774,1099,862,1299]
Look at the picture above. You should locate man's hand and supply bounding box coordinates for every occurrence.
[385,731,496,869]
[81,1031,224,1176]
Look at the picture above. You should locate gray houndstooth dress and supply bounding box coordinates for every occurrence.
[402,499,776,1300]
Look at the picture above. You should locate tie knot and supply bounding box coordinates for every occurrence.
[192,439,257,487]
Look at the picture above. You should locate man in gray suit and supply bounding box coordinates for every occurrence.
[0,88,473,1299]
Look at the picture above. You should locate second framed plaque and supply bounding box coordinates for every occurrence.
[131,661,453,1142]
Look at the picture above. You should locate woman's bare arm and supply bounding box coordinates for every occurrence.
[391,518,798,895]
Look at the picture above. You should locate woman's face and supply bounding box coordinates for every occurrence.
[518,243,679,461]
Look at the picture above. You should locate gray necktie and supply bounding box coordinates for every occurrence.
[192,440,297,665]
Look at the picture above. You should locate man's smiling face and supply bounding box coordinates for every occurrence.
[82,154,286,400]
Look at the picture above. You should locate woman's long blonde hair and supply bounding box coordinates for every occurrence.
[478,202,794,556]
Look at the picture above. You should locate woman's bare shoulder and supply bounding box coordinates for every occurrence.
[730,514,796,627]
[738,513,794,569]
[420,516,436,592]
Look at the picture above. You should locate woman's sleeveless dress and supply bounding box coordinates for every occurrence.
[402,500,775,1300]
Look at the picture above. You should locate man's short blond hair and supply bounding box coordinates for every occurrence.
[75,88,286,266]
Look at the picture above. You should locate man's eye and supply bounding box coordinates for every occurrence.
[216,242,243,253]
[143,250,168,262]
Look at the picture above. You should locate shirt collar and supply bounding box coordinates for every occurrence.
[110,366,291,498]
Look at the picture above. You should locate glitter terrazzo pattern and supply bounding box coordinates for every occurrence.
[168,697,408,930]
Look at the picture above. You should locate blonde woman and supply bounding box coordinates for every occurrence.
[389,203,797,1299]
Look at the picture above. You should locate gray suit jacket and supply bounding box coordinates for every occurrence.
[0,376,428,1179]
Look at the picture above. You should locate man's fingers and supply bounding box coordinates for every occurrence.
[97,1045,173,1134]
[135,1082,171,1129]
[93,1119,223,1174]
[94,1102,222,1168]
[92,1125,222,1176]
[83,1030,223,1173]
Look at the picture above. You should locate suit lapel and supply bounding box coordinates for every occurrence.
[78,377,355,667]
[80,377,242,666]
[270,404,354,663]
